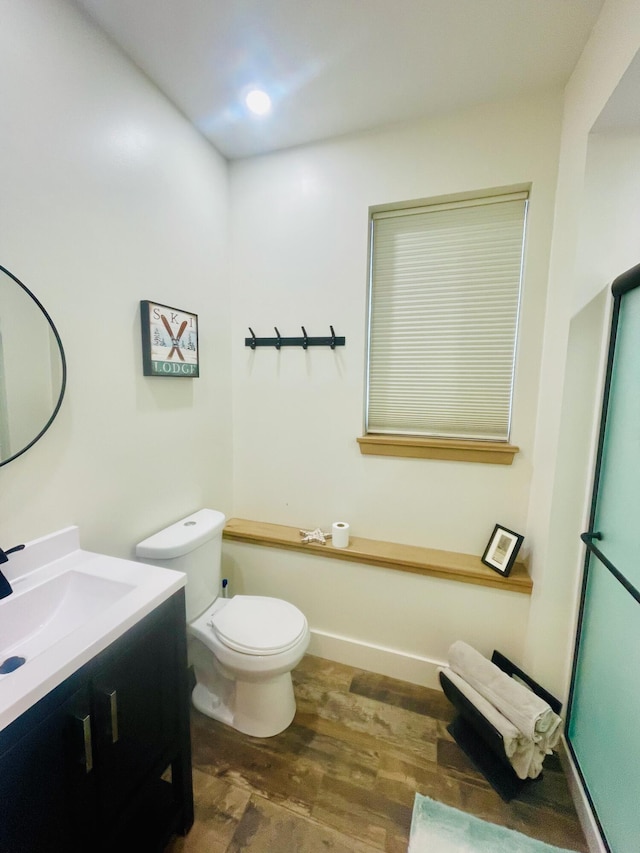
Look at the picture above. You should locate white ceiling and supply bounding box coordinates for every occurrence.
[72,0,604,160]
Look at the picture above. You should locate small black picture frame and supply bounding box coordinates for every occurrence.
[140,300,199,377]
[481,524,524,577]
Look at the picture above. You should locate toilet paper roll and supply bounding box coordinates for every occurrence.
[331,521,350,549]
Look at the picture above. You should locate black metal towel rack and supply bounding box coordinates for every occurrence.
[245,326,346,350]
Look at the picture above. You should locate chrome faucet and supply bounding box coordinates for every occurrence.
[0,544,25,599]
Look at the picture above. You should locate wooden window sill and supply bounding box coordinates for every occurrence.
[357,435,519,465]
[223,518,532,595]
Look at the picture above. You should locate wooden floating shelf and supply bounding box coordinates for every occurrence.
[222,518,533,595]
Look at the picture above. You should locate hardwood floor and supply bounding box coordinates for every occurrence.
[164,655,588,852]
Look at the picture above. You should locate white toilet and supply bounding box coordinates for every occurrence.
[136,508,310,737]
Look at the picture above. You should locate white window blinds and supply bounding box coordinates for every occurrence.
[366,192,527,441]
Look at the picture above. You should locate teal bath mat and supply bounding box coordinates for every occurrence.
[408,794,576,853]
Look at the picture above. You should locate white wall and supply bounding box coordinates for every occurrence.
[3,0,637,710]
[577,130,640,313]
[0,0,232,564]
[528,29,640,839]
[0,1,559,688]
[230,93,562,550]
[524,0,640,702]
[228,93,563,683]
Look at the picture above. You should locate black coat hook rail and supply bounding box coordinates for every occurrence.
[245,326,346,350]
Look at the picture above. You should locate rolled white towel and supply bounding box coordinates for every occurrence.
[448,641,562,748]
[440,667,546,779]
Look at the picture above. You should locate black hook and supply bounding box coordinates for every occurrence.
[248,327,257,350]
[301,326,308,349]
[330,325,336,349]
[274,327,281,350]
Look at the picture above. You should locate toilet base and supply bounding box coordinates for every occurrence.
[191,672,297,738]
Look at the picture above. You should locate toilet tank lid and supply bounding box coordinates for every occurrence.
[136,509,226,560]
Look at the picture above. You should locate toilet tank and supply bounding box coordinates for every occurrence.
[135,508,226,621]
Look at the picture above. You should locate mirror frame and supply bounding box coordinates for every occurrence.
[0,264,67,467]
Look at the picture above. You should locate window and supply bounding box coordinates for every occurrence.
[364,189,527,454]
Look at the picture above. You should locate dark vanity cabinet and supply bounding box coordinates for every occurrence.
[0,684,96,852]
[0,591,193,853]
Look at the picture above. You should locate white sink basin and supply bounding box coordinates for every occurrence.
[0,526,185,732]
[1,570,135,666]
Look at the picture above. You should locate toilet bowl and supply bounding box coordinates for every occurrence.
[189,595,310,737]
[135,509,310,738]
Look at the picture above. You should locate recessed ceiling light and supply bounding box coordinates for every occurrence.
[245,89,272,117]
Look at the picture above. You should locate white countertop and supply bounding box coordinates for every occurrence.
[0,526,185,732]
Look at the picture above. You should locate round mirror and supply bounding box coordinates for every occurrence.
[0,264,67,466]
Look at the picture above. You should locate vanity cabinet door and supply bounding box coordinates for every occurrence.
[92,603,179,829]
[0,685,97,853]
[0,592,192,853]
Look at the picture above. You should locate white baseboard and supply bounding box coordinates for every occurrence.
[308,629,444,689]
[559,735,608,853]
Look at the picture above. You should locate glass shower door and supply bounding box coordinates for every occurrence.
[567,268,640,853]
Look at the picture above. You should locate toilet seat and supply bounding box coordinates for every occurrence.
[209,595,307,655]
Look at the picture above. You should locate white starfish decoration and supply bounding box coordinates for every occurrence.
[299,527,332,544]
